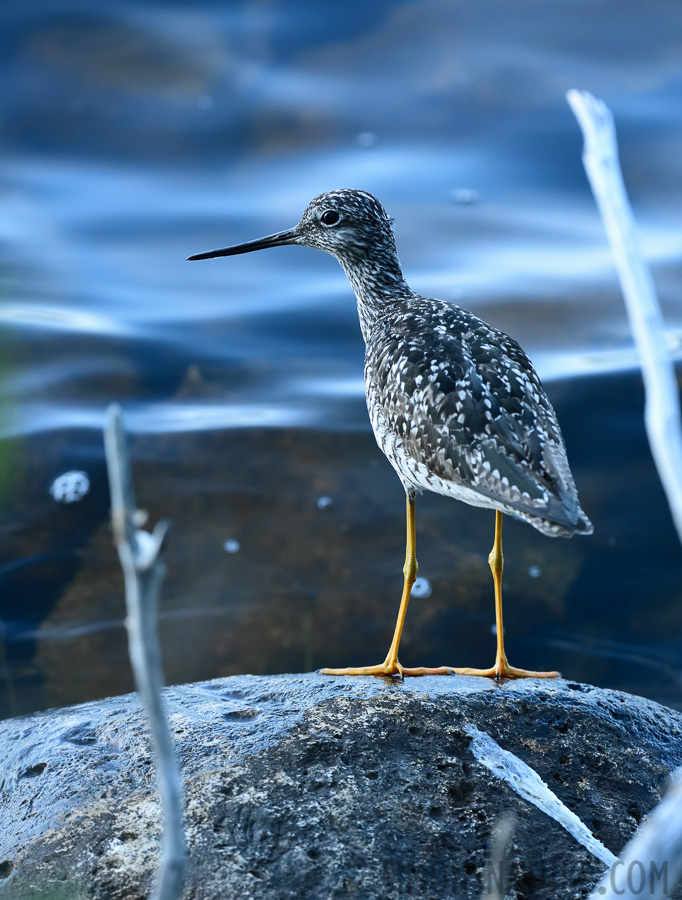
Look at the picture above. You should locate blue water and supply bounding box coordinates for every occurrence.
[1,0,682,718]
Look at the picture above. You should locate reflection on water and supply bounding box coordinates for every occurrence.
[1,0,682,719]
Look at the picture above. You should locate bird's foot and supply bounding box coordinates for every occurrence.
[321,661,456,678]
[450,661,560,680]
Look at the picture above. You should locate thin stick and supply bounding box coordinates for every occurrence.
[588,768,682,900]
[483,812,516,900]
[104,403,186,900]
[567,89,682,545]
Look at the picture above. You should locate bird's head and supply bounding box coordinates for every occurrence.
[187,188,397,266]
[295,189,396,261]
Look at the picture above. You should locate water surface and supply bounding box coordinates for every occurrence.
[1,0,682,718]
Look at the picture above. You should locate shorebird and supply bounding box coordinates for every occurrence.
[188,189,592,679]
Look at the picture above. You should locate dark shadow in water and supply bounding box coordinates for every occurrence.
[0,368,681,719]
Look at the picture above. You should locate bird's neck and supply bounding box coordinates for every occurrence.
[337,253,412,344]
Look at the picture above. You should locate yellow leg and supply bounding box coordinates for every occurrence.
[322,492,454,678]
[451,510,560,680]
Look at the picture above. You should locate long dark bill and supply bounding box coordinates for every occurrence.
[187,228,299,261]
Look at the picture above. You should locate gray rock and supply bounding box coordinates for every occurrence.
[1,674,681,900]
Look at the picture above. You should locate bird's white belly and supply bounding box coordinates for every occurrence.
[367,390,502,512]
[384,429,501,509]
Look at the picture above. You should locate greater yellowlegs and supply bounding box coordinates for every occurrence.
[188,189,592,679]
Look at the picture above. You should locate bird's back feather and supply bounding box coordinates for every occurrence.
[365,297,593,538]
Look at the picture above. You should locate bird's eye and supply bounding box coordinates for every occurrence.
[320,210,340,226]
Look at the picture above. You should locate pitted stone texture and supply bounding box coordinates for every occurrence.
[1,674,681,899]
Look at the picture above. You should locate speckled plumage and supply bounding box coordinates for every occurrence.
[190,188,592,540]
[189,188,593,678]
[295,189,592,539]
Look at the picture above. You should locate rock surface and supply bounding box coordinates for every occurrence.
[1,674,682,900]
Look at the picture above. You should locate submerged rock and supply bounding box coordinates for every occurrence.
[1,674,681,899]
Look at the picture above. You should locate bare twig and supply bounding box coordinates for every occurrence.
[104,403,186,900]
[567,91,682,899]
[567,88,682,545]
[589,768,682,900]
[483,812,516,900]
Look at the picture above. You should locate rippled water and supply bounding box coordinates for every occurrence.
[1,0,682,719]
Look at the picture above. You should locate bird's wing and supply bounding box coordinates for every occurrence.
[371,304,583,529]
